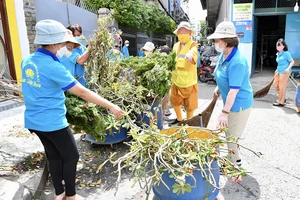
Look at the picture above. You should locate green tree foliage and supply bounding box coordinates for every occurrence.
[85,0,176,35]
[199,20,208,38]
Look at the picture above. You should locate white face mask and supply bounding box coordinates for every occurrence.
[64,50,72,58]
[112,49,120,54]
[125,44,129,47]
[214,42,224,53]
[56,45,69,58]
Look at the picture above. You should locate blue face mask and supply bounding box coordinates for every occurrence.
[74,35,88,47]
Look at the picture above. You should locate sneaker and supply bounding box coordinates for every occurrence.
[168,119,181,125]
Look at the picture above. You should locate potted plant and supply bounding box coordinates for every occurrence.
[98,125,261,199]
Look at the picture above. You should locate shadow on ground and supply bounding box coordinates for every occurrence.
[221,175,260,200]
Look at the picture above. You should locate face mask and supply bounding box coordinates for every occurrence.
[214,42,224,53]
[112,49,120,54]
[177,34,190,44]
[75,35,88,47]
[56,45,69,58]
[64,50,72,58]
[125,44,129,47]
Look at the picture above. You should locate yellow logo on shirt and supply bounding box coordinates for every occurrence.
[25,69,34,79]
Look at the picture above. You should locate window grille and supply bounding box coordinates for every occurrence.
[234,0,252,3]
[234,0,295,13]
[254,0,294,12]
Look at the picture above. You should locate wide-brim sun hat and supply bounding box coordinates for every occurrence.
[173,21,195,35]
[142,42,155,51]
[66,30,80,48]
[34,19,75,45]
[207,21,237,40]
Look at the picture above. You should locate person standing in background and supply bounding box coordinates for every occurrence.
[273,38,294,106]
[66,24,90,87]
[169,21,198,125]
[122,40,130,58]
[59,30,81,76]
[142,42,155,56]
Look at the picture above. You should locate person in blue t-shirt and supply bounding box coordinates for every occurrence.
[21,19,124,200]
[273,38,294,106]
[207,21,253,175]
[59,30,81,76]
[66,24,90,87]
[137,47,145,57]
[122,40,130,58]
[107,44,124,61]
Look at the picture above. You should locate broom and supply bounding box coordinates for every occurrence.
[178,95,219,127]
[253,75,275,98]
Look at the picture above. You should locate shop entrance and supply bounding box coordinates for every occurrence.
[255,15,286,72]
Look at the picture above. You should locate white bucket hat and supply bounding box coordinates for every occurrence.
[173,21,195,35]
[207,21,237,40]
[34,19,75,45]
[142,42,155,51]
[125,40,130,44]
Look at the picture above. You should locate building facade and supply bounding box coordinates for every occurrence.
[200,0,300,76]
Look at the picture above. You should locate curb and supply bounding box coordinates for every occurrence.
[0,99,23,112]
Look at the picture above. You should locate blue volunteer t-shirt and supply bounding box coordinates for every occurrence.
[60,56,75,76]
[214,47,253,112]
[276,51,293,74]
[21,48,77,132]
[72,45,86,86]
[122,46,130,58]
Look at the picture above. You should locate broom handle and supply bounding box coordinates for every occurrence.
[289,74,298,88]
[199,114,203,127]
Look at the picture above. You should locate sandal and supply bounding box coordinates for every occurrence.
[273,102,284,106]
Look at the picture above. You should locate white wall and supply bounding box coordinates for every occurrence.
[216,0,232,25]
[15,0,30,59]
[239,43,253,74]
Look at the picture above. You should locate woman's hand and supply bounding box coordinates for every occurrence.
[213,87,220,98]
[216,113,228,130]
[109,104,124,120]
[284,69,289,74]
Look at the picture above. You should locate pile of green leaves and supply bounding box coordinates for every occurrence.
[85,0,176,35]
[65,92,108,141]
[65,16,150,142]
[65,82,148,142]
[119,51,176,99]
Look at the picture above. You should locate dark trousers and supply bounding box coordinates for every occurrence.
[29,126,79,196]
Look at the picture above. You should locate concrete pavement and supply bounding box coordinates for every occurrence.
[1,69,300,200]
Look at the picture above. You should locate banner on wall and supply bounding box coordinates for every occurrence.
[233,3,253,43]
